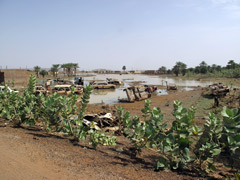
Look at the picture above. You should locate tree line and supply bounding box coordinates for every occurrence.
[34,63,79,78]
[158,60,240,77]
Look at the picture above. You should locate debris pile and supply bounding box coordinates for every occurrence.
[83,112,121,133]
[162,80,177,90]
[106,78,123,85]
[209,83,229,96]
[118,85,157,103]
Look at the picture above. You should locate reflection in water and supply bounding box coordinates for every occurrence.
[89,88,126,105]
[181,87,195,91]
[79,73,214,104]
[92,88,116,95]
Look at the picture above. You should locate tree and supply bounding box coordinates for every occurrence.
[172,62,187,76]
[34,66,41,78]
[61,64,67,77]
[61,63,76,77]
[216,65,222,72]
[72,63,79,77]
[210,64,217,73]
[122,66,126,71]
[199,61,208,74]
[194,66,200,74]
[227,60,238,69]
[181,63,187,76]
[187,67,194,73]
[158,66,167,74]
[50,64,60,77]
[40,69,47,78]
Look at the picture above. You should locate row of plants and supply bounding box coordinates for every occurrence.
[117,99,240,174]
[0,75,239,176]
[0,75,116,149]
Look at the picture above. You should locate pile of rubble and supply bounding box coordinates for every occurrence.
[209,83,230,96]
[83,112,121,133]
[118,85,157,103]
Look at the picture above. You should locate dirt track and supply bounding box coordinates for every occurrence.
[0,88,215,180]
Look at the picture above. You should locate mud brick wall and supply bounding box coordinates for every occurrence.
[0,69,32,87]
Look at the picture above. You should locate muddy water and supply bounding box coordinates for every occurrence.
[79,74,213,105]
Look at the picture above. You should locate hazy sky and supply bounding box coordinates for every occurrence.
[0,0,239,70]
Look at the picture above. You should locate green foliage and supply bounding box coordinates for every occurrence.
[195,113,222,172]
[11,79,15,88]
[119,99,197,170]
[119,100,240,172]
[34,66,41,77]
[27,74,36,94]
[158,66,167,74]
[39,92,77,131]
[89,129,116,149]
[0,85,37,126]
[50,64,60,77]
[221,107,240,168]
[172,62,187,76]
[1,82,240,172]
[40,69,47,78]
[116,105,130,133]
[60,84,116,149]
[0,83,115,149]
[61,63,78,77]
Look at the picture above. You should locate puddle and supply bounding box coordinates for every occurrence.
[89,88,126,105]
[180,87,195,91]
[157,89,168,96]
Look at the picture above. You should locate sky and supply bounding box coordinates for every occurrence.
[0,0,240,70]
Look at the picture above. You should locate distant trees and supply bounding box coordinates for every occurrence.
[122,65,126,72]
[199,61,208,74]
[61,63,79,77]
[32,63,80,78]
[73,63,79,76]
[50,64,60,77]
[167,59,240,78]
[227,60,238,69]
[158,66,167,74]
[172,62,187,76]
[208,64,222,73]
[34,66,41,78]
[40,70,47,78]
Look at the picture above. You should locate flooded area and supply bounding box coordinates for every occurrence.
[79,73,213,105]
[37,73,214,105]
[82,73,213,87]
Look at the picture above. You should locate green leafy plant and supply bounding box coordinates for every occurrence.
[0,82,37,127]
[195,113,222,172]
[221,107,240,168]
[27,74,36,94]
[61,84,116,149]
[119,100,199,170]
[0,83,115,149]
